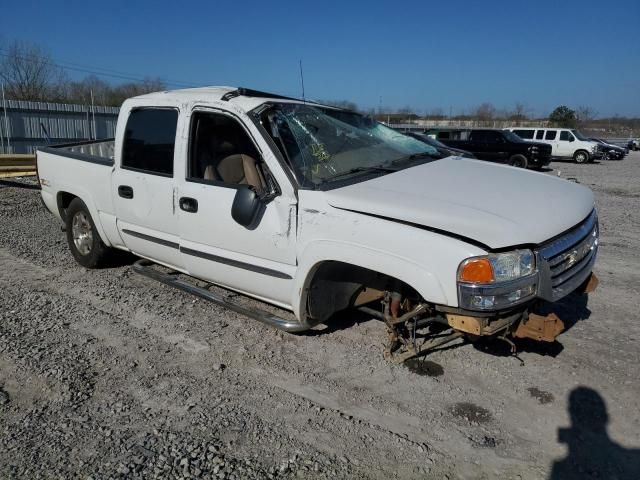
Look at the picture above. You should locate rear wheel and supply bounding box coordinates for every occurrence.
[508,154,528,169]
[573,150,589,164]
[65,198,110,268]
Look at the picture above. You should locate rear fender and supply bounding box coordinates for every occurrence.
[56,189,112,247]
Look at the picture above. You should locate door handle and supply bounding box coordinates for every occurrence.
[179,197,198,213]
[118,185,133,199]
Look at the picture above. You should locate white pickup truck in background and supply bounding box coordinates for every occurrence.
[506,127,602,163]
[37,87,599,362]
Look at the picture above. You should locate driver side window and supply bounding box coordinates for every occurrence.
[559,131,574,141]
[188,111,266,194]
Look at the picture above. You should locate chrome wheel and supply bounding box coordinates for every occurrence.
[72,211,93,255]
[575,151,588,163]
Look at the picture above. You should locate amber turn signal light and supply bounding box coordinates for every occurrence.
[458,258,494,283]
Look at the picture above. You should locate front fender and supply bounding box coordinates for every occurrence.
[292,240,449,321]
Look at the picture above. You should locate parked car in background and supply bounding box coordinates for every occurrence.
[628,139,639,151]
[589,138,626,160]
[507,127,601,163]
[425,128,551,169]
[401,131,476,158]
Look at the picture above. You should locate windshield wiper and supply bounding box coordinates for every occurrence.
[321,165,398,183]
[391,151,439,166]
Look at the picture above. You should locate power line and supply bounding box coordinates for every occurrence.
[0,49,199,88]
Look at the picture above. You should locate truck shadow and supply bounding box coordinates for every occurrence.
[103,251,139,268]
[549,386,640,480]
[0,179,41,190]
[304,308,372,336]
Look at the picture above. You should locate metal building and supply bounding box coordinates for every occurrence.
[0,99,119,154]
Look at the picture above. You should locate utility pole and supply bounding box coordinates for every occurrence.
[2,83,10,153]
[91,89,96,140]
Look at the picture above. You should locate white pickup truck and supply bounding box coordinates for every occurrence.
[37,87,599,362]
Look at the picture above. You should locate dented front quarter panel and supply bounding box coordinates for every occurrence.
[292,190,487,320]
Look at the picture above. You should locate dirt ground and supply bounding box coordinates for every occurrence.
[1,154,639,480]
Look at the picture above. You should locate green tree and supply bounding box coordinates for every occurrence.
[549,105,577,128]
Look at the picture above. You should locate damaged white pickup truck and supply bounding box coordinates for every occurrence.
[37,87,599,362]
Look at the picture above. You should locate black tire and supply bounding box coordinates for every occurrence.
[508,154,528,169]
[65,198,110,268]
[573,150,589,164]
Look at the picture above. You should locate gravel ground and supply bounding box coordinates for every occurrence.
[1,154,639,479]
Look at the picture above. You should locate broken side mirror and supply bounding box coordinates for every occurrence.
[231,185,264,228]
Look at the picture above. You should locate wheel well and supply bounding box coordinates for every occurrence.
[302,261,419,323]
[56,191,78,222]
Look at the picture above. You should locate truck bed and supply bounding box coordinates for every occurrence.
[37,138,119,247]
[39,139,115,165]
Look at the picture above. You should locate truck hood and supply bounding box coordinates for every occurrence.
[324,158,594,249]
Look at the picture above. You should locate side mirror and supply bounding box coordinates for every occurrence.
[231,185,264,228]
[569,137,575,142]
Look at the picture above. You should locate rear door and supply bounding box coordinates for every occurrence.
[543,129,559,156]
[176,108,297,307]
[468,130,503,161]
[113,107,183,269]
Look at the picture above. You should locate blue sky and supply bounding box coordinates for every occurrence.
[2,0,639,116]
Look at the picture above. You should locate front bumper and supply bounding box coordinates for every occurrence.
[451,212,598,341]
[447,271,598,342]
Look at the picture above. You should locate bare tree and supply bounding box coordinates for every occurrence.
[472,102,496,126]
[576,105,597,126]
[509,102,530,126]
[62,75,111,105]
[107,77,166,107]
[425,107,445,120]
[0,40,67,101]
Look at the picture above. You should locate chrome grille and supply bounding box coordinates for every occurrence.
[536,211,598,301]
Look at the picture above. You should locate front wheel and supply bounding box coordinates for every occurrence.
[573,150,589,164]
[508,154,528,169]
[65,198,110,268]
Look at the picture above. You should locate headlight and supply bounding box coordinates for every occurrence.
[457,250,538,311]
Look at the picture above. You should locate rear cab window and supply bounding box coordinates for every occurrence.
[121,108,179,177]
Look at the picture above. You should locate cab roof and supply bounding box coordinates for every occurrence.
[130,86,326,112]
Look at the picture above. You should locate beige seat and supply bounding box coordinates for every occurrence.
[215,154,265,193]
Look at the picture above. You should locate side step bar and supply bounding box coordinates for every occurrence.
[132,259,309,333]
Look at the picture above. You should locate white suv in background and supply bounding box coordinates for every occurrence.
[506,127,601,163]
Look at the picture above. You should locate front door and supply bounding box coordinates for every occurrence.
[177,109,297,307]
[113,107,183,269]
[557,130,575,157]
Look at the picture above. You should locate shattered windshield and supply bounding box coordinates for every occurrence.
[260,103,438,188]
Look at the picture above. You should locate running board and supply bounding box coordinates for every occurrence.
[132,259,309,333]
